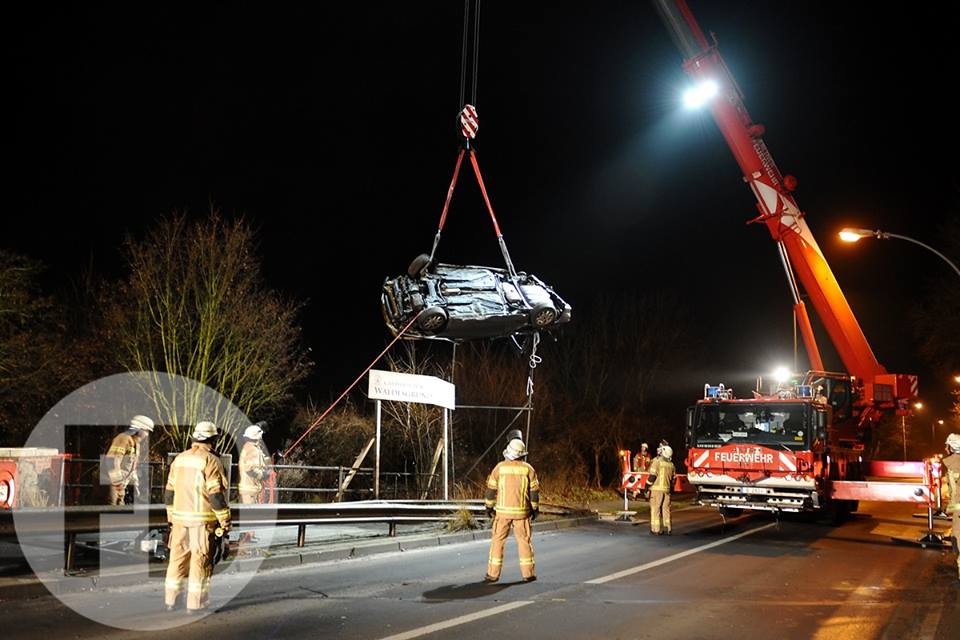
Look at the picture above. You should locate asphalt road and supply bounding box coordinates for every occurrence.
[5,502,958,640]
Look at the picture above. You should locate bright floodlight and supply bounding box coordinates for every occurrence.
[683,80,718,109]
[773,366,791,384]
[839,228,875,242]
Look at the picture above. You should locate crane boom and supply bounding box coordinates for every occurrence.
[653,0,917,409]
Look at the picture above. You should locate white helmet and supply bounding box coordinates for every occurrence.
[946,433,960,454]
[243,424,264,440]
[130,415,154,433]
[660,445,673,461]
[503,438,528,460]
[192,421,218,441]
[640,442,648,451]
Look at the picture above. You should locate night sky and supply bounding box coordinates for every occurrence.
[7,2,957,418]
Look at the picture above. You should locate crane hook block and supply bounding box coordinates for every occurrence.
[460,104,479,140]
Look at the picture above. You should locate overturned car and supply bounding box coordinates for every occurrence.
[381,255,572,340]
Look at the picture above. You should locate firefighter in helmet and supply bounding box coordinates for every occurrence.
[633,442,651,472]
[647,444,676,535]
[483,437,540,583]
[104,415,154,505]
[237,422,270,547]
[943,433,960,581]
[164,421,231,613]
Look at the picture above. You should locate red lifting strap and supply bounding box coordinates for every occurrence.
[468,149,503,238]
[433,148,503,239]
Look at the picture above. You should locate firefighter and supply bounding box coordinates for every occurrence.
[237,423,269,547]
[104,415,154,505]
[483,437,540,583]
[633,442,651,472]
[647,444,676,535]
[944,433,960,581]
[164,421,231,613]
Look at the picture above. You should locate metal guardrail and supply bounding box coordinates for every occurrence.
[1,500,495,572]
[2,501,583,572]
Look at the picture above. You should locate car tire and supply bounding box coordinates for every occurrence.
[407,254,432,278]
[529,304,557,328]
[417,306,448,334]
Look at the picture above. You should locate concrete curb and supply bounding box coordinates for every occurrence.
[0,515,598,601]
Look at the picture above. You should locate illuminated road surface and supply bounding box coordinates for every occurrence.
[5,502,958,639]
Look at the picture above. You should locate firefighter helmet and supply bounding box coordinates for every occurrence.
[946,433,960,454]
[192,421,219,441]
[130,415,154,433]
[243,424,264,440]
[660,445,673,461]
[503,438,528,460]
[640,442,648,450]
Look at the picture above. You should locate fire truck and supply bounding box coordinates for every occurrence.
[640,1,925,519]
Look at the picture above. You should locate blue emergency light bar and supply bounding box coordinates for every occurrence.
[704,384,725,399]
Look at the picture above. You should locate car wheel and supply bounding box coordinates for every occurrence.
[407,254,432,278]
[417,307,448,334]
[529,304,557,328]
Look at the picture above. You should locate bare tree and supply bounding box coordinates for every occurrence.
[112,211,311,452]
[380,341,449,491]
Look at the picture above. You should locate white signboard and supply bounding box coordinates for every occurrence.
[368,369,456,410]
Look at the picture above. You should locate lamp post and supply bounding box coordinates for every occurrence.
[839,228,960,280]
[932,418,944,452]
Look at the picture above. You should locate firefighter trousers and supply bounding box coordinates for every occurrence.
[108,483,128,506]
[952,510,960,579]
[649,490,671,533]
[165,523,215,610]
[238,492,260,544]
[487,517,535,580]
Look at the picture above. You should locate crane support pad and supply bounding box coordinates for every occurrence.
[830,480,930,503]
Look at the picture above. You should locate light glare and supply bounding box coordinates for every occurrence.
[683,80,718,109]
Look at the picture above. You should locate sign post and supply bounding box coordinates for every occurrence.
[367,370,456,501]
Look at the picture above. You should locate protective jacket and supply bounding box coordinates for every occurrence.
[106,431,140,487]
[484,460,540,519]
[164,442,231,528]
[238,441,268,495]
[647,456,676,493]
[944,453,960,513]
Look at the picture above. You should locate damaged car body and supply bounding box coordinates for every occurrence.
[381,255,572,340]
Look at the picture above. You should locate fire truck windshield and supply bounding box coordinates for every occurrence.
[692,402,812,450]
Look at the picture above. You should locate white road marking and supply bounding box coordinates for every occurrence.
[585,522,777,584]
[379,520,775,638]
[377,600,533,640]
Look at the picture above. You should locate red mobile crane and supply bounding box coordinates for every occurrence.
[647,0,923,518]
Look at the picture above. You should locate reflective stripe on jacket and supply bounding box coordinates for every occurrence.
[484,460,540,519]
[648,457,676,493]
[238,441,268,493]
[106,432,139,485]
[944,453,960,512]
[165,443,230,527]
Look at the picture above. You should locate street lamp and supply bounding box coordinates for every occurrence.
[839,228,960,280]
[901,401,923,461]
[932,418,945,451]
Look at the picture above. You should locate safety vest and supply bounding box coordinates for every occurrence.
[165,443,230,526]
[106,431,140,485]
[648,457,676,493]
[485,460,540,519]
[238,441,268,493]
[944,453,960,513]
